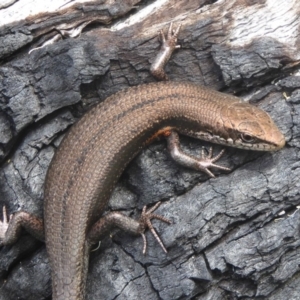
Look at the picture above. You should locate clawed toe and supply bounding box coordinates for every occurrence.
[139,202,171,254]
[199,147,231,178]
[0,206,10,243]
[159,22,181,48]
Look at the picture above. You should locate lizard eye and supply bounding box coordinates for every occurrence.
[241,134,254,143]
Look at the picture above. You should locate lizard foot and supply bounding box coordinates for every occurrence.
[139,201,171,254]
[0,206,11,246]
[196,147,231,178]
[159,22,181,50]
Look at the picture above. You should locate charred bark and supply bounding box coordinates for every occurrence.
[0,0,299,299]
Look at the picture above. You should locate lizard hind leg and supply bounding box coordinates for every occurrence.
[87,202,171,254]
[0,206,44,246]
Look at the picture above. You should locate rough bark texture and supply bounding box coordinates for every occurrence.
[0,0,300,299]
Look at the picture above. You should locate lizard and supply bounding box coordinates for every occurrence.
[0,23,285,299]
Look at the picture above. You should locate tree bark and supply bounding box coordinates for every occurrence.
[0,0,300,299]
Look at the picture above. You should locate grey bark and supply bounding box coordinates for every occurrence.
[0,0,300,299]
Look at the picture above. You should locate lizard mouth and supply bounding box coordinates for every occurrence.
[183,130,285,152]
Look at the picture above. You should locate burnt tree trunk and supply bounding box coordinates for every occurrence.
[0,0,300,299]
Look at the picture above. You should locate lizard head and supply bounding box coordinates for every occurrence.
[181,100,285,151]
[218,102,285,151]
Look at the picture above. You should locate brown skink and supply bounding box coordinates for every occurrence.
[0,24,285,299]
